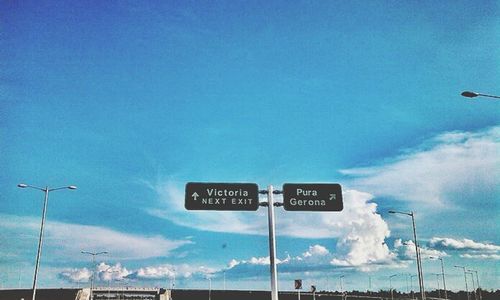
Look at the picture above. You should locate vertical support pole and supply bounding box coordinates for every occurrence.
[411,212,425,300]
[267,185,279,300]
[440,259,447,300]
[32,187,49,300]
[297,289,300,300]
[475,272,481,300]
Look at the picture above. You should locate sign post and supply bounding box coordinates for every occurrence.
[295,280,302,300]
[185,182,344,300]
[265,185,279,300]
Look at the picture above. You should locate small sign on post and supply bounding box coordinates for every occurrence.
[283,183,343,211]
[295,279,302,300]
[294,279,302,290]
[185,182,259,211]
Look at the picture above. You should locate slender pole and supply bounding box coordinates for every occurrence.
[434,274,440,299]
[91,255,95,300]
[455,266,469,300]
[208,277,211,300]
[473,271,481,300]
[410,212,425,300]
[467,272,476,300]
[390,276,393,300]
[267,185,279,300]
[390,274,397,300]
[440,258,447,300]
[32,187,49,300]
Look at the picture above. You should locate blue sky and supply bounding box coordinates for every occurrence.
[1,0,499,293]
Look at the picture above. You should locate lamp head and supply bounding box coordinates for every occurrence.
[461,91,479,98]
[68,186,77,190]
[18,183,28,188]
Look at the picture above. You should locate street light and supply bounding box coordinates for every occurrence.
[432,273,441,299]
[207,277,212,300]
[467,269,482,300]
[410,274,418,300]
[82,251,108,300]
[429,256,447,299]
[461,91,500,99]
[389,274,398,300]
[389,210,425,300]
[454,265,470,300]
[466,272,477,300]
[18,183,77,300]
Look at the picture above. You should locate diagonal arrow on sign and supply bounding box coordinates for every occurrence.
[329,194,336,200]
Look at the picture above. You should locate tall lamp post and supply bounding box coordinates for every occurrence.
[389,274,398,300]
[18,183,77,300]
[466,272,477,300]
[82,251,108,300]
[389,210,425,300]
[339,275,345,300]
[410,274,418,300]
[454,265,469,300]
[429,256,447,300]
[467,269,481,300]
[432,273,441,299]
[461,91,500,99]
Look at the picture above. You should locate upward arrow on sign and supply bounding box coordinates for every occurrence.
[192,192,199,200]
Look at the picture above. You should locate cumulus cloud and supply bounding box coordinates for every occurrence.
[220,243,408,278]
[303,245,329,257]
[60,262,219,283]
[393,239,446,261]
[0,214,192,260]
[428,237,500,252]
[127,264,216,280]
[147,184,394,269]
[59,263,131,283]
[459,254,500,260]
[58,268,92,283]
[340,126,500,209]
[427,237,500,261]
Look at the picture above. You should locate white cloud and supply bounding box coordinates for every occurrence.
[96,263,132,281]
[393,239,447,261]
[427,237,500,261]
[340,126,500,209]
[222,243,408,278]
[460,254,500,260]
[0,214,192,261]
[303,245,329,257]
[125,264,216,280]
[428,237,500,252]
[58,268,92,283]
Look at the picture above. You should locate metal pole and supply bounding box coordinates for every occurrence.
[440,258,447,300]
[298,289,300,300]
[91,255,95,300]
[267,185,279,300]
[32,187,49,300]
[390,275,397,300]
[467,272,476,300]
[410,212,425,300]
[434,274,440,299]
[455,266,469,300]
[474,271,481,300]
[208,277,211,300]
